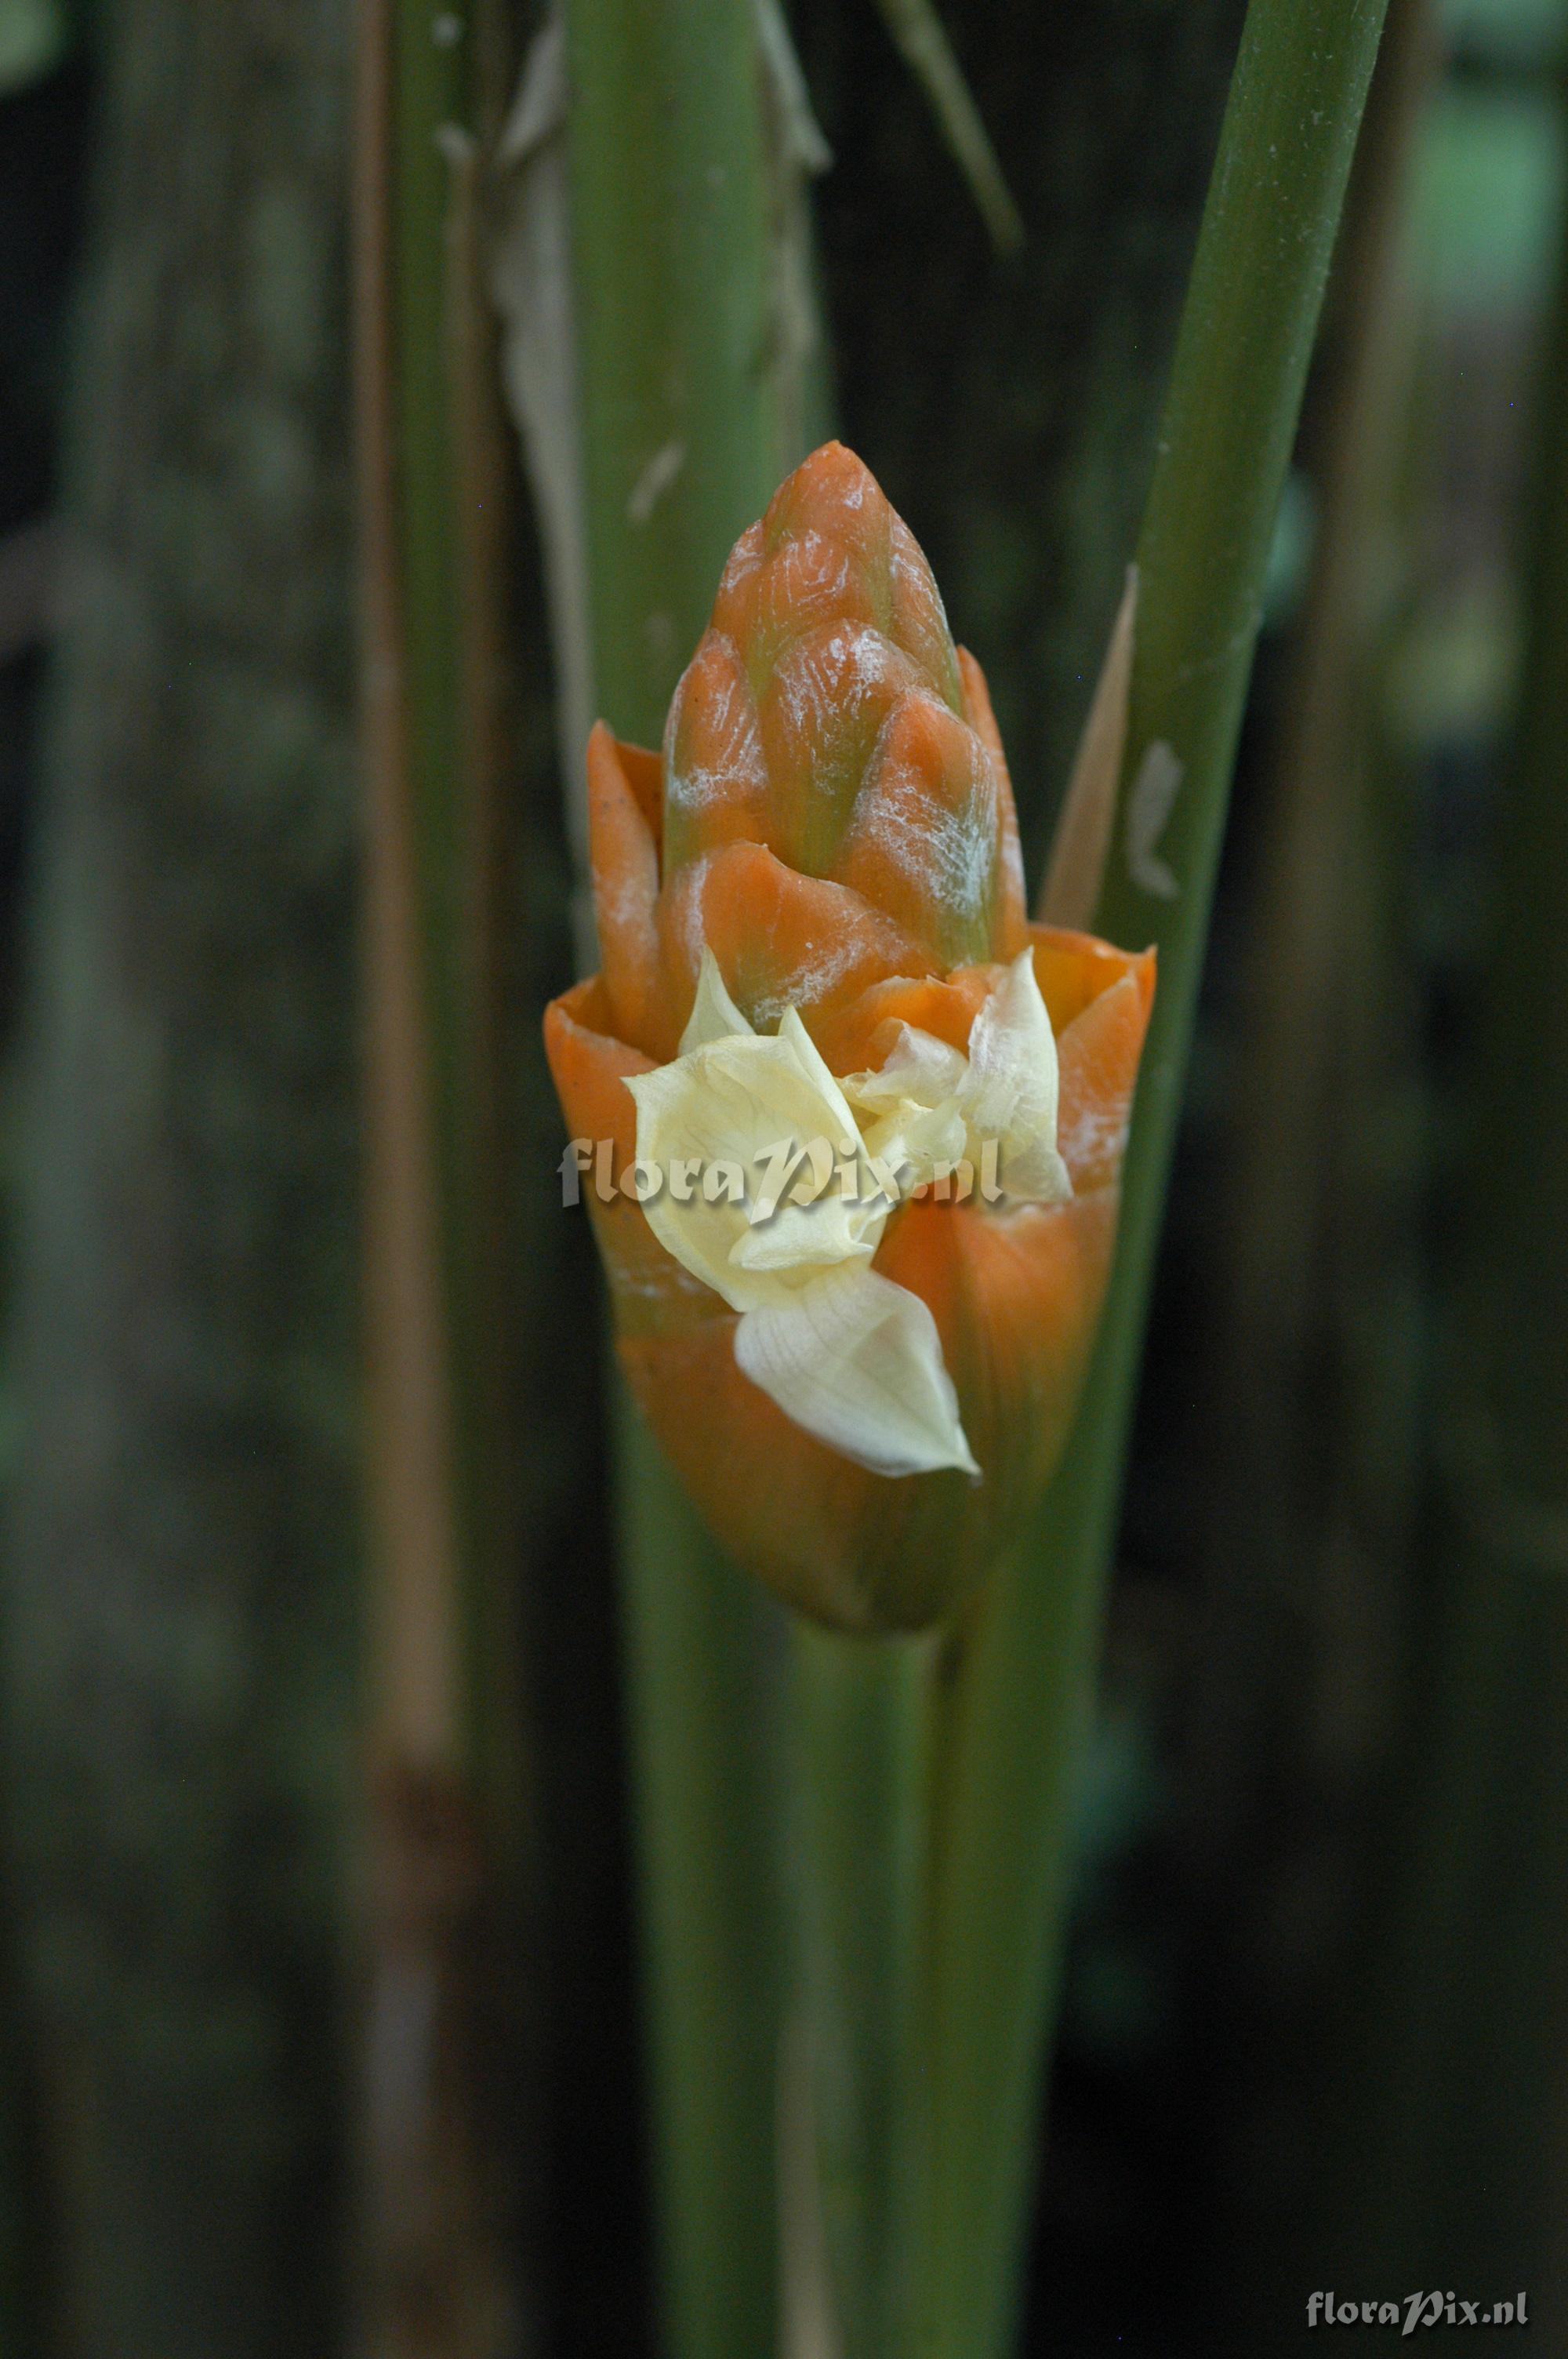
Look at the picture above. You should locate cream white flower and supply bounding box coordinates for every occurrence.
[845,1027,970,1178]
[844,947,1073,1207]
[677,947,753,1052]
[625,949,977,1477]
[628,957,880,1309]
[733,1263,975,1481]
[623,946,1072,1478]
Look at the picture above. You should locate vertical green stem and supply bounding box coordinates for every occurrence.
[562,5,793,2348]
[791,1630,931,2359]
[924,4,1389,2352]
[564,0,776,735]
[613,1410,787,2359]
[356,0,530,2337]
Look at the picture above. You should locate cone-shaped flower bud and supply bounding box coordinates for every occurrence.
[546,444,1153,1631]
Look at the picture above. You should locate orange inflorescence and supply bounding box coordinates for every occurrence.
[545,443,1153,1632]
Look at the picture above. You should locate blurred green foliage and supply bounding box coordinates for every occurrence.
[1415,86,1563,307]
[0,0,64,98]
[1443,0,1565,62]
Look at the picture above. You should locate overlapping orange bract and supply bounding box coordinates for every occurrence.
[545,443,1153,1631]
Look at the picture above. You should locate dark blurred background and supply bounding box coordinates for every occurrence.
[2,0,1566,2352]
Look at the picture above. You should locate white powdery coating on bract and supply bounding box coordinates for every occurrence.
[665,860,898,1033]
[771,621,917,748]
[617,1258,721,1304]
[599,862,652,935]
[717,521,764,600]
[854,711,998,927]
[667,852,717,976]
[1057,1100,1128,1183]
[888,519,956,685]
[744,931,877,1031]
[771,529,855,627]
[665,647,768,816]
[999,805,1027,914]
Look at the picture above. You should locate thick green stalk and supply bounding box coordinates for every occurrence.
[562,6,789,2350]
[790,1630,931,2359]
[612,1410,786,2359]
[924,4,1389,2352]
[564,0,777,734]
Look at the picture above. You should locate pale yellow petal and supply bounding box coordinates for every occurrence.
[959,947,1071,1205]
[680,944,754,1051]
[627,1022,880,1313]
[844,1023,967,1114]
[775,1005,865,1143]
[996,1131,1073,1203]
[860,1097,967,1182]
[732,1263,979,1477]
[728,1193,878,1278]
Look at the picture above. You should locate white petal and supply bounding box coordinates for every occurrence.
[844,1025,968,1191]
[627,1024,882,1314]
[961,948,1057,1134]
[729,1195,877,1278]
[680,945,754,1049]
[775,1005,864,1140]
[960,949,1072,1207]
[844,1023,967,1114]
[997,1132,1073,1203]
[860,1097,967,1182]
[733,1264,979,1478]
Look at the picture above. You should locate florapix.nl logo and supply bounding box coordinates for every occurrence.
[1306,2291,1529,2335]
[559,1133,1010,1214]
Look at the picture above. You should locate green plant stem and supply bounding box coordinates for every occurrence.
[564,0,775,738]
[356,0,530,2339]
[615,1409,787,2359]
[871,0,1023,252]
[562,5,790,2349]
[791,1628,931,2359]
[923,4,1389,2352]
